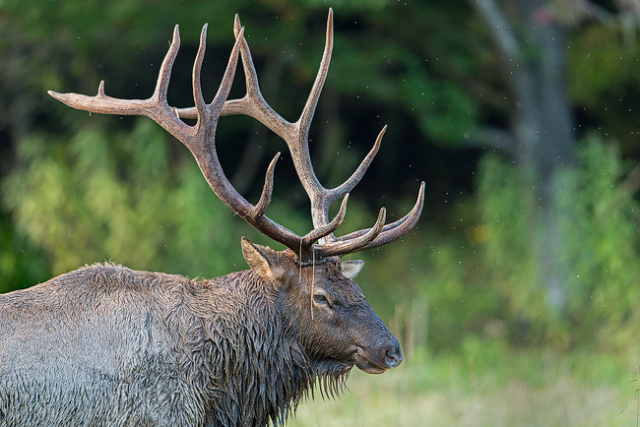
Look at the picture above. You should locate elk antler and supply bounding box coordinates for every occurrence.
[48,9,425,262]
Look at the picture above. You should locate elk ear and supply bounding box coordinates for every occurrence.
[241,236,282,283]
[341,260,364,279]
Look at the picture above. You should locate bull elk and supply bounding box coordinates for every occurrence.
[0,9,424,427]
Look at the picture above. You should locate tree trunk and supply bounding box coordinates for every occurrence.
[473,0,577,311]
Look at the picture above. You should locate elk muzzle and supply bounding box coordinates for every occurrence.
[351,312,403,374]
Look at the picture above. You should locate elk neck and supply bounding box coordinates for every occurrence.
[191,268,314,423]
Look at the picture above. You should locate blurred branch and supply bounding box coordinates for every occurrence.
[614,0,640,21]
[583,0,616,23]
[471,0,521,64]
[622,163,640,196]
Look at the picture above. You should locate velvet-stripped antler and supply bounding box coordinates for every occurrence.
[48,9,424,262]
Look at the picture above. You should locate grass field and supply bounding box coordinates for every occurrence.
[287,343,639,427]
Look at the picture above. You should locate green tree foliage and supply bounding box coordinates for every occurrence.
[564,137,640,350]
[476,136,640,350]
[568,22,640,154]
[2,120,247,286]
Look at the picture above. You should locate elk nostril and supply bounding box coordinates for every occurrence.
[384,346,403,368]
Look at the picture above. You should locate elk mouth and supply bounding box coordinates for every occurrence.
[352,345,403,375]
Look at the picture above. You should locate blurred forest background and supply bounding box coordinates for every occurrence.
[2,0,640,425]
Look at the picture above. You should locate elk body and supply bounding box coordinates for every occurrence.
[0,10,423,427]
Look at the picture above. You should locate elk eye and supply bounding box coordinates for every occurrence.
[313,293,329,305]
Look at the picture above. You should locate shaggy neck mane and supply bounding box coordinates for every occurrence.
[192,269,352,426]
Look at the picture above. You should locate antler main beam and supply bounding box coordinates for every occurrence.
[49,9,424,262]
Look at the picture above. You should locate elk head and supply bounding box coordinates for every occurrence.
[49,9,423,381]
[241,236,403,394]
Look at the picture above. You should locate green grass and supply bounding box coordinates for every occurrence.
[287,342,638,427]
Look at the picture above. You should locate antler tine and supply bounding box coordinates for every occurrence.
[223,14,295,142]
[293,8,334,220]
[48,24,190,143]
[316,207,387,258]
[153,25,181,103]
[328,125,385,204]
[301,194,349,247]
[334,181,425,250]
[192,24,209,126]
[252,153,280,219]
[298,8,333,137]
[359,181,425,249]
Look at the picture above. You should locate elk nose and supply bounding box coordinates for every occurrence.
[384,343,403,369]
